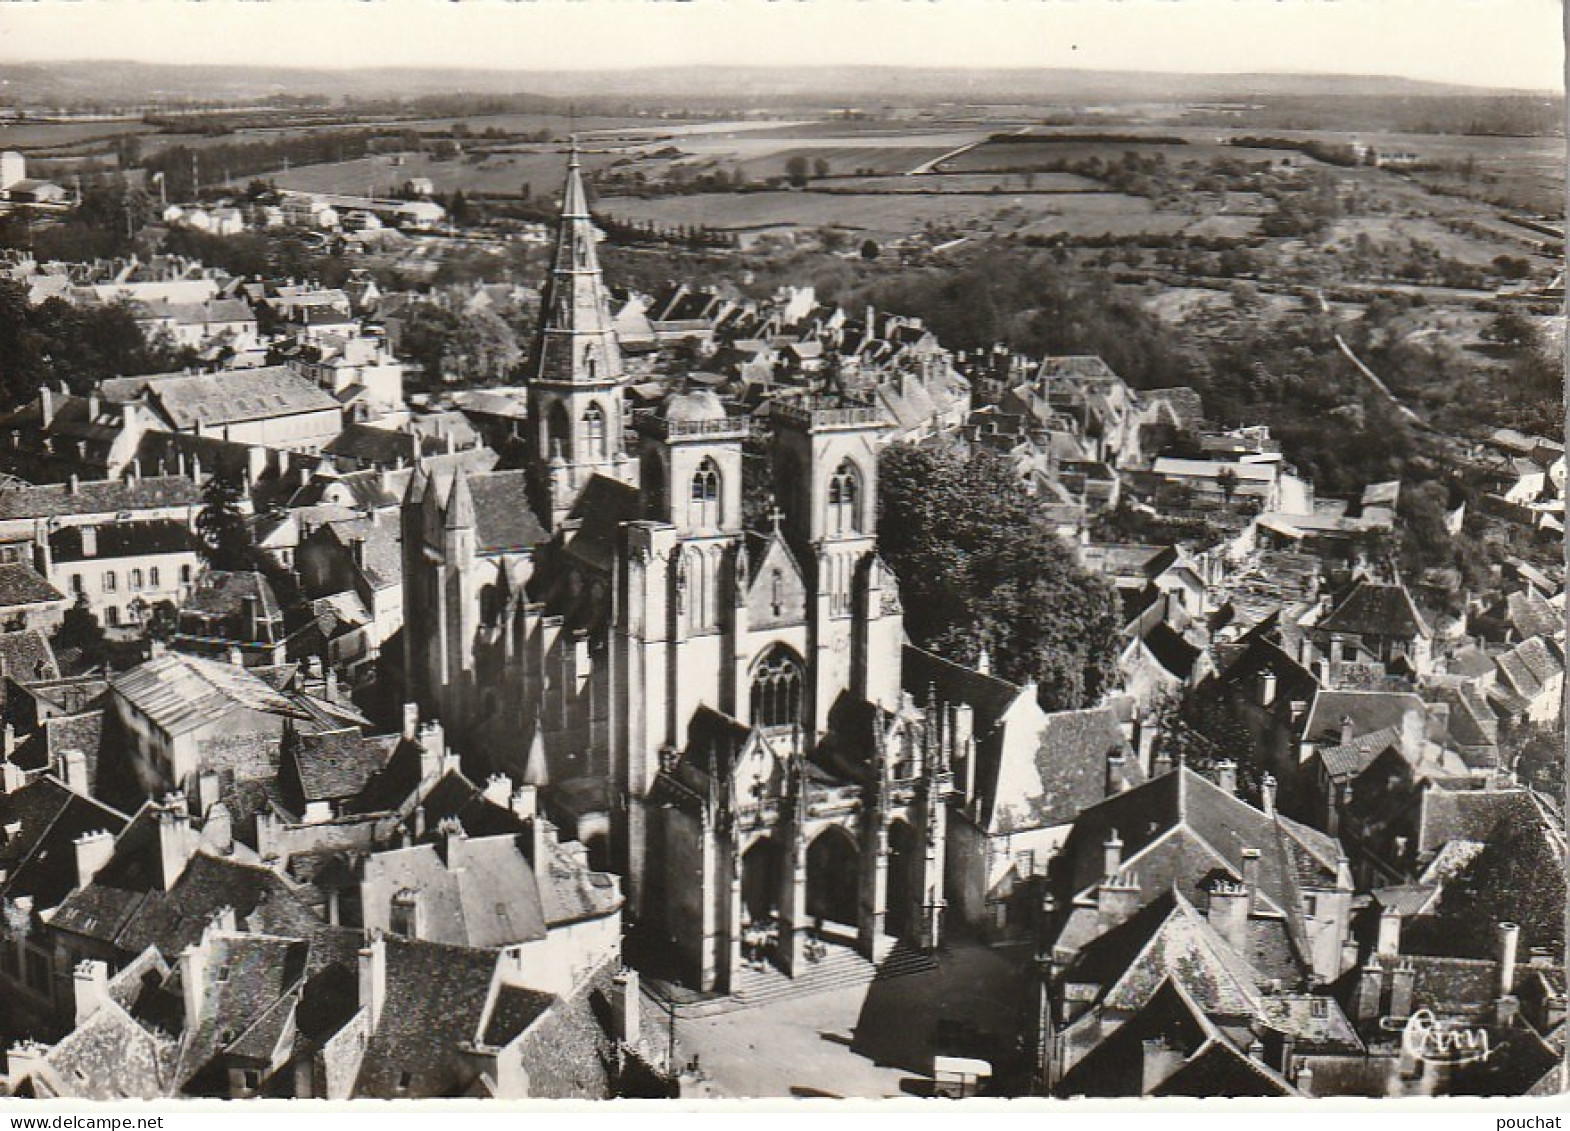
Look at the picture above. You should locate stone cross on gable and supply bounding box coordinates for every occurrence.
[766,495,786,534]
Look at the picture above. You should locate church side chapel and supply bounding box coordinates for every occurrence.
[402,144,974,992]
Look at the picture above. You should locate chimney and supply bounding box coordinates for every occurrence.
[56,747,88,795]
[975,647,991,677]
[1376,905,1403,957]
[610,967,642,1049]
[1260,773,1277,817]
[1294,1063,1314,1096]
[483,773,512,809]
[1340,715,1355,747]
[1,757,23,794]
[359,933,386,1032]
[1103,829,1123,878]
[1389,960,1415,1020]
[401,702,419,742]
[1259,671,1277,707]
[227,644,244,667]
[1215,759,1237,796]
[73,959,110,1026]
[1096,868,1142,930]
[1240,847,1261,911]
[180,940,208,1033]
[240,593,260,641]
[1497,921,1521,997]
[418,720,446,782]
[1206,879,1251,952]
[38,386,55,426]
[1354,960,1385,1022]
[511,783,538,822]
[1105,750,1128,795]
[67,474,80,496]
[324,668,339,704]
[155,792,195,891]
[73,829,114,886]
[79,525,97,558]
[86,392,99,419]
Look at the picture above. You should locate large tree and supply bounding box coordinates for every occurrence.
[877,441,1120,712]
[195,474,254,571]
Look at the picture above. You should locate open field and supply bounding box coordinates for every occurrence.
[826,171,1104,193]
[272,148,626,198]
[0,118,150,149]
[597,186,1184,240]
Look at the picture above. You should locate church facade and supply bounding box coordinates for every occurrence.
[402,147,965,991]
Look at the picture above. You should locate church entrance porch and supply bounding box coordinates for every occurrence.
[805,826,861,935]
[885,819,917,941]
[739,837,788,974]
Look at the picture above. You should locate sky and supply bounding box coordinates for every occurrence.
[0,0,1563,92]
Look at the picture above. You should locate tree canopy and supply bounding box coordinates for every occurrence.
[195,474,254,571]
[877,440,1120,712]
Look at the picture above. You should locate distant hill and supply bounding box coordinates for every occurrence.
[0,61,1556,108]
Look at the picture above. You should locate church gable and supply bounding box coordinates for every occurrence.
[745,531,807,629]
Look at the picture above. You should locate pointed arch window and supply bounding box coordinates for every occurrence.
[582,402,607,461]
[750,645,804,731]
[827,459,862,536]
[689,457,721,530]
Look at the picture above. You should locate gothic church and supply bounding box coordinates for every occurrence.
[402,147,962,990]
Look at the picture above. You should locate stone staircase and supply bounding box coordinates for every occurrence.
[668,941,938,1018]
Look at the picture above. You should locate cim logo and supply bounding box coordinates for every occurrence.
[1380,1009,1492,1067]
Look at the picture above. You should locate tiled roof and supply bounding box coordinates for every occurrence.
[456,469,547,555]
[1505,589,1559,640]
[1151,1040,1297,1097]
[0,629,61,685]
[0,476,203,521]
[110,653,299,737]
[1061,892,1264,1017]
[1301,689,1426,747]
[1319,579,1432,640]
[25,1001,178,1099]
[289,728,390,803]
[1496,635,1564,701]
[1313,725,1400,781]
[990,705,1139,835]
[1418,789,1544,857]
[481,984,556,1047]
[0,562,65,607]
[352,935,499,1098]
[180,570,283,622]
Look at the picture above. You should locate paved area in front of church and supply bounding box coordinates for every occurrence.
[673,938,1033,1098]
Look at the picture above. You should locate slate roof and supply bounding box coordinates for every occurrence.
[0,476,203,521]
[1056,765,1340,961]
[49,520,197,562]
[110,653,299,736]
[0,562,65,607]
[564,473,640,573]
[363,833,548,948]
[1319,579,1432,640]
[0,775,129,911]
[457,469,548,555]
[135,367,341,429]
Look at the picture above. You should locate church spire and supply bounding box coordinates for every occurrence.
[530,139,622,387]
